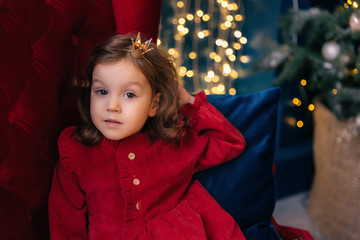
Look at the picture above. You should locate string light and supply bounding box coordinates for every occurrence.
[308,104,315,111]
[292,98,302,106]
[196,10,204,17]
[229,88,236,95]
[202,14,210,21]
[159,0,247,94]
[177,1,185,8]
[186,70,194,77]
[189,52,197,59]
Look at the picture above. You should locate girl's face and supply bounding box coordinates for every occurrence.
[90,59,160,141]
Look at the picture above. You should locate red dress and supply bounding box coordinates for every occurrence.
[49,92,246,239]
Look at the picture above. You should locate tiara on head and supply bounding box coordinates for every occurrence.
[130,33,154,58]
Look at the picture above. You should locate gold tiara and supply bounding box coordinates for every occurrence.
[130,33,154,58]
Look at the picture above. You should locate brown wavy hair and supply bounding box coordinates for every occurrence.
[75,34,182,146]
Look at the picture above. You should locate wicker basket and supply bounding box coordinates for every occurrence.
[308,100,360,240]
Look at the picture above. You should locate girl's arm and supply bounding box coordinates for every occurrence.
[179,88,246,172]
[48,129,88,239]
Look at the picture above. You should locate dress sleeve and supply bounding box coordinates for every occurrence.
[181,92,246,172]
[48,127,88,239]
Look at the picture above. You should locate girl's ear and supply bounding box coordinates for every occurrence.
[148,92,161,117]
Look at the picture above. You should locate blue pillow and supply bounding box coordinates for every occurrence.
[195,87,281,239]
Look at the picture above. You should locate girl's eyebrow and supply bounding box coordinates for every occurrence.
[92,79,103,84]
[92,78,144,89]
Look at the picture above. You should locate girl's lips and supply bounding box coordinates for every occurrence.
[104,119,122,126]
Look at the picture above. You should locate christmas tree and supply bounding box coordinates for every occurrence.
[255,4,360,126]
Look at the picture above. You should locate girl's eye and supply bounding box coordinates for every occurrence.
[124,92,136,98]
[95,89,108,95]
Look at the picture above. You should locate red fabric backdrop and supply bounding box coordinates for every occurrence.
[0,0,162,238]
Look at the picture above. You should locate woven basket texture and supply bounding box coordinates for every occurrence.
[308,100,360,240]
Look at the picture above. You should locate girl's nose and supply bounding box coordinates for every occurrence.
[106,97,121,112]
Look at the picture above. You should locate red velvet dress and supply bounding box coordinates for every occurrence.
[49,92,246,239]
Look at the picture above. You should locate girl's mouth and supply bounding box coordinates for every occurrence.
[105,119,121,124]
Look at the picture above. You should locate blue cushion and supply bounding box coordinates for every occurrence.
[195,87,281,239]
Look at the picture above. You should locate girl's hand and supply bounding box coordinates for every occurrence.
[177,85,195,105]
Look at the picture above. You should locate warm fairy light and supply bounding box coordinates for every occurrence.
[230,3,238,11]
[285,116,296,126]
[308,104,315,111]
[332,89,338,95]
[221,1,229,8]
[182,28,189,35]
[209,52,217,59]
[160,0,247,94]
[226,15,234,21]
[221,41,229,48]
[179,18,186,24]
[300,79,307,86]
[215,39,223,46]
[177,1,184,8]
[240,56,250,63]
[202,14,210,21]
[233,42,241,50]
[239,37,247,44]
[344,3,349,8]
[227,4,234,11]
[211,86,218,94]
[234,30,242,38]
[204,89,210,95]
[207,70,215,78]
[168,48,175,55]
[186,14,194,20]
[189,52,197,59]
[348,0,353,5]
[230,69,238,78]
[177,25,184,32]
[353,2,359,8]
[352,68,359,74]
[186,70,194,77]
[292,98,302,106]
[229,55,236,61]
[235,14,243,21]
[157,39,161,46]
[297,120,304,128]
[225,48,234,55]
[218,84,225,92]
[223,63,231,75]
[179,66,187,77]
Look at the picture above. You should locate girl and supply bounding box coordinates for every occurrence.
[49,33,246,239]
